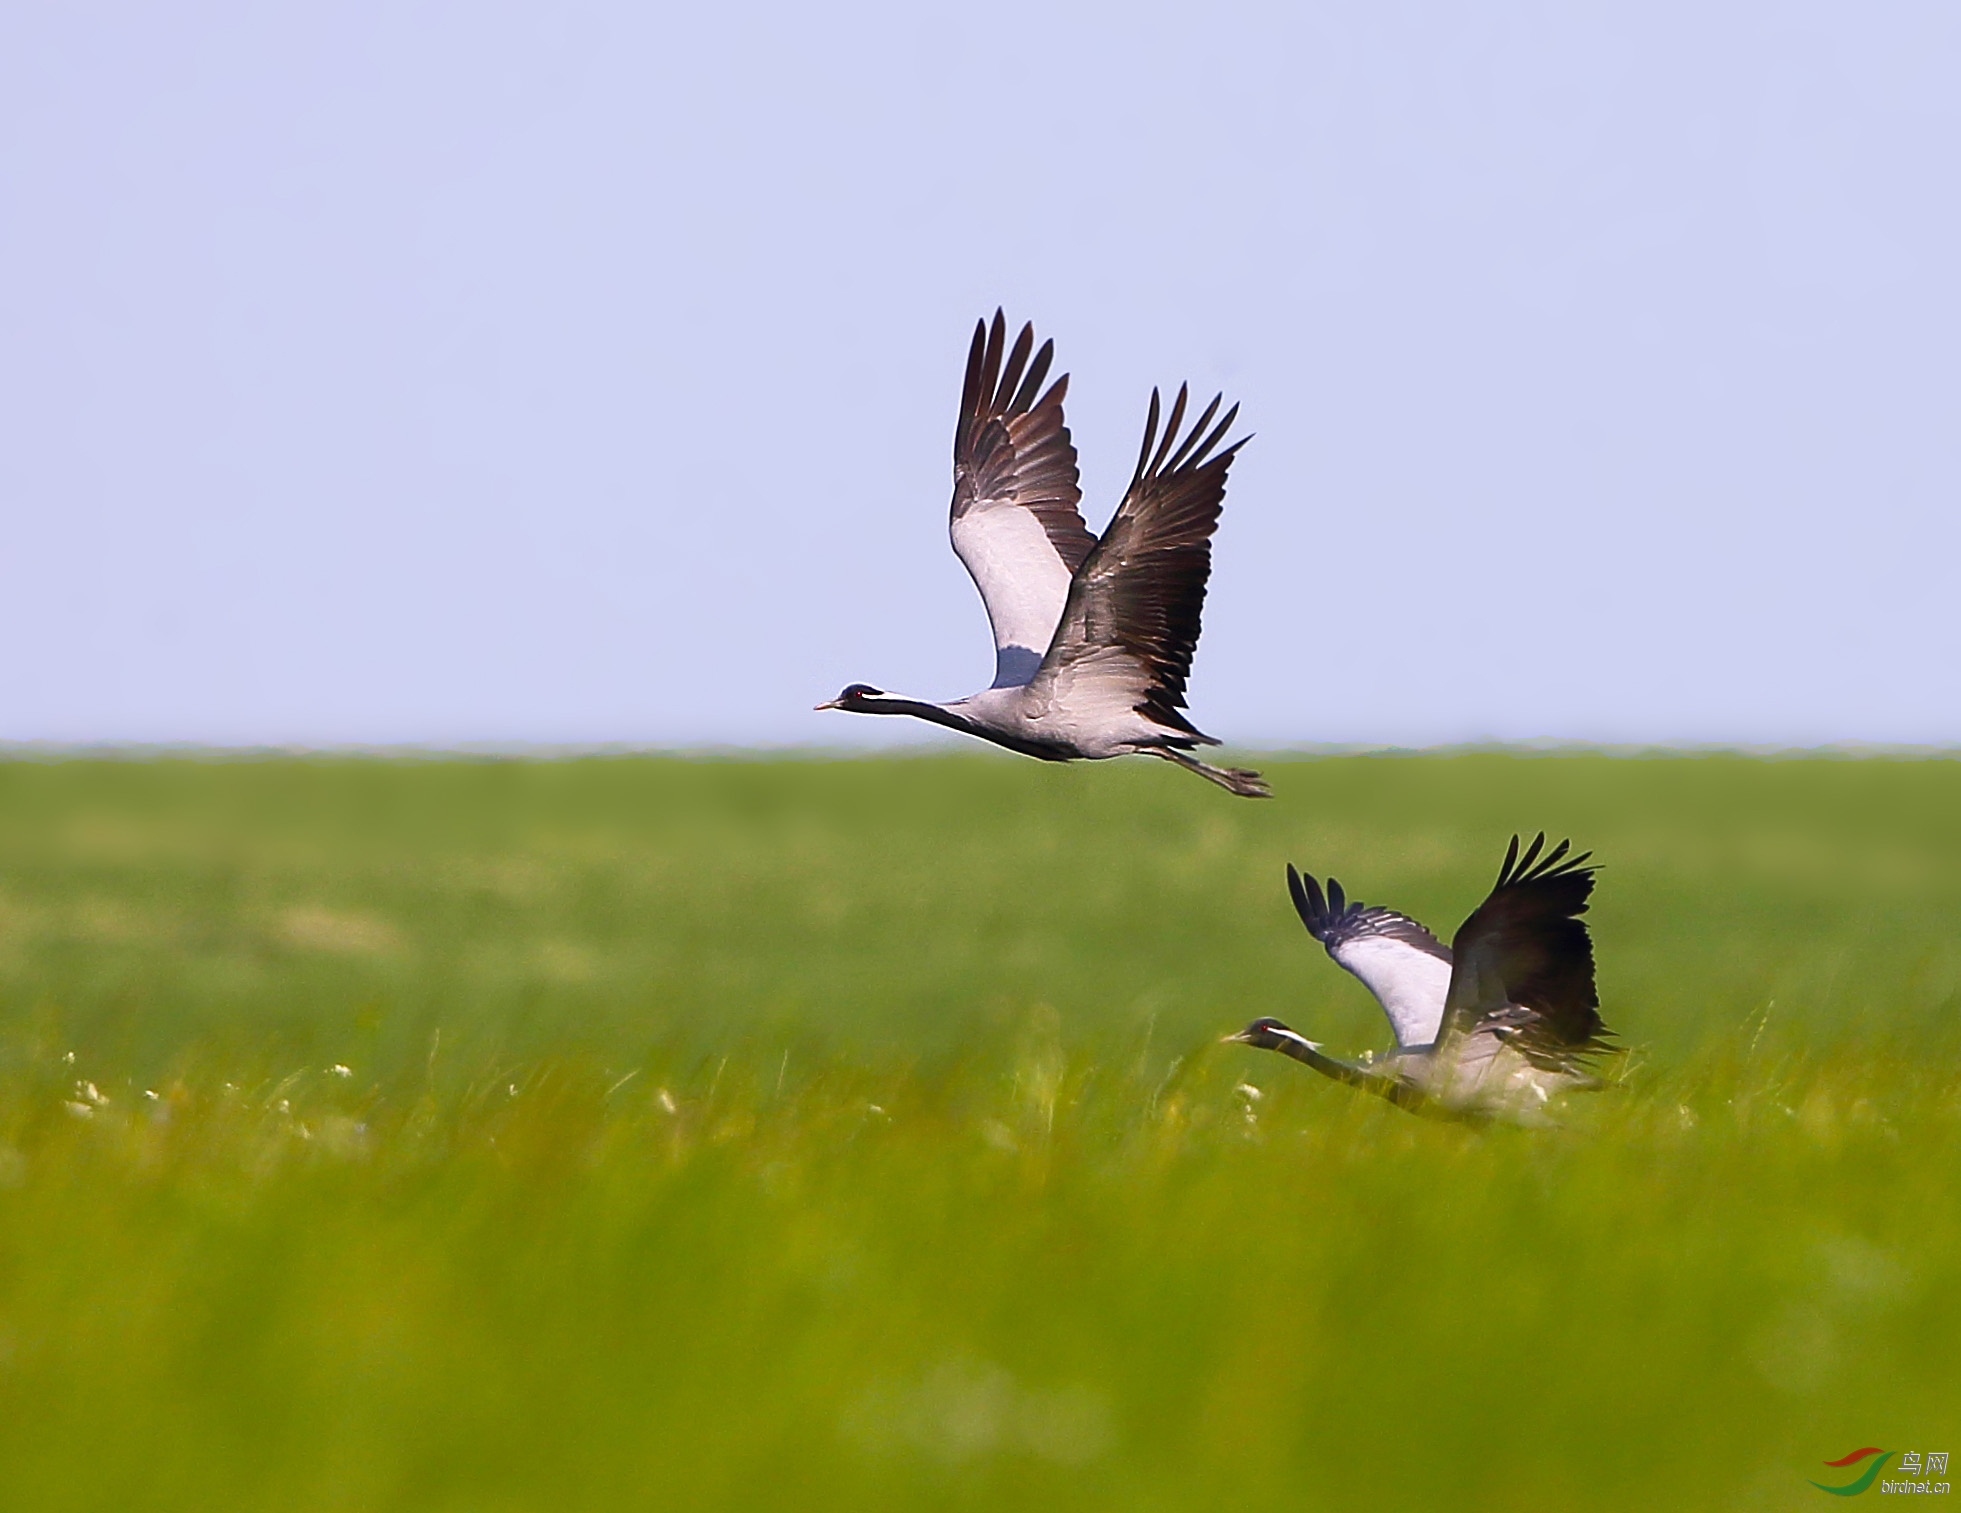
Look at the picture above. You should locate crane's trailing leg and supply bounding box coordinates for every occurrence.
[1157,748,1271,798]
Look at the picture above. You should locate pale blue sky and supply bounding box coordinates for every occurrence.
[3,2,1956,748]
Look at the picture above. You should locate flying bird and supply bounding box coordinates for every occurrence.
[1226,834,1617,1119]
[817,311,1267,797]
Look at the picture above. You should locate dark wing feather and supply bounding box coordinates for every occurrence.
[1028,383,1246,732]
[948,312,1093,683]
[1288,865,1451,962]
[1288,864,1454,1049]
[1441,833,1613,1066]
[950,311,1090,559]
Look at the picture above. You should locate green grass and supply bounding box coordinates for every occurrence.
[0,751,1956,1510]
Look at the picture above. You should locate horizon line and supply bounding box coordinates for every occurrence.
[3,739,1958,764]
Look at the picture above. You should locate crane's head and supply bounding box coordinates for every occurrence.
[1222,1017,1318,1053]
[814,683,887,713]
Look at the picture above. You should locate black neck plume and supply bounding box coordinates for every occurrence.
[1260,1037,1456,1120]
[856,697,981,736]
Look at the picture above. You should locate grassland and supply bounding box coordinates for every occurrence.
[0,750,1956,1510]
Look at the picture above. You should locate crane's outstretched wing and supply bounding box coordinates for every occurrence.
[949,311,1092,689]
[1288,864,1453,1049]
[1026,384,1245,734]
[1440,834,1613,1068]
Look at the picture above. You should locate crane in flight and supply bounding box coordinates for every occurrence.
[818,310,1266,797]
[1227,834,1618,1119]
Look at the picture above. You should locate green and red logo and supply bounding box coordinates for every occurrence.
[1811,1448,1892,1496]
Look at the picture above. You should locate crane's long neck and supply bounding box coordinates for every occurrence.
[855,695,983,737]
[1258,1033,1455,1120]
[842,690,1074,762]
